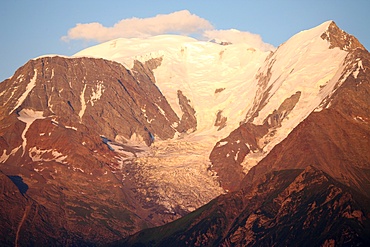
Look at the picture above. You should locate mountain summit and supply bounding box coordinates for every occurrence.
[1,21,369,246]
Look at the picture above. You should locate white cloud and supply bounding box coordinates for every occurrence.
[62,10,274,52]
[203,29,275,51]
[62,10,213,42]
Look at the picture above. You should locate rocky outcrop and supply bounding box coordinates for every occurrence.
[209,91,301,191]
[262,91,301,128]
[0,119,152,245]
[228,166,370,246]
[176,90,197,133]
[321,21,366,51]
[132,57,163,84]
[214,110,227,130]
[209,123,268,190]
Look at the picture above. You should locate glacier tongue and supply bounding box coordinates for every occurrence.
[122,137,225,215]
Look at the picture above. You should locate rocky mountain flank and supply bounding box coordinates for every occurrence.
[121,166,370,246]
[0,56,197,245]
[120,23,370,246]
[0,56,194,146]
[244,47,370,197]
[209,21,367,191]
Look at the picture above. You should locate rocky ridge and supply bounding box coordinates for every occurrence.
[209,21,367,191]
[121,166,370,246]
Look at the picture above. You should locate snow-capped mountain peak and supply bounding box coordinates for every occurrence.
[71,21,365,192]
[1,21,369,245]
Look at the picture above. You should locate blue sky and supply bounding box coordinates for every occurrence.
[1,0,369,81]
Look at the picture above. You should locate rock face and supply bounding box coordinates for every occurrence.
[210,123,268,190]
[0,56,191,147]
[176,90,197,133]
[0,56,197,245]
[321,21,366,51]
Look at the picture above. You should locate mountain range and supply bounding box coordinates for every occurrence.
[0,21,369,246]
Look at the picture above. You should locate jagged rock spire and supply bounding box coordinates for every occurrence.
[321,21,367,51]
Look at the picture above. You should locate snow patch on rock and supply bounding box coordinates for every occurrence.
[89,81,105,106]
[79,84,87,119]
[17,109,45,156]
[29,146,68,163]
[353,59,363,79]
[10,69,38,114]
